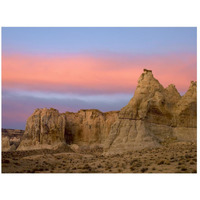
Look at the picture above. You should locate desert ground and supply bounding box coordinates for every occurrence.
[2,141,196,173]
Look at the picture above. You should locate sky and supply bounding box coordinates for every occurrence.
[1,27,197,129]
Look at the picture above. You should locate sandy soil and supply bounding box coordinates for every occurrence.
[2,142,197,173]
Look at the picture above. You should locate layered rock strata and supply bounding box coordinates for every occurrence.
[18,108,66,150]
[104,69,196,153]
[17,69,197,153]
[18,108,119,150]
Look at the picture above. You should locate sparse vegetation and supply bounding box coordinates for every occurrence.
[2,142,197,173]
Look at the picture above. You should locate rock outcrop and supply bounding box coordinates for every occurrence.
[2,136,11,151]
[65,110,119,145]
[18,108,66,150]
[2,129,24,151]
[18,108,118,150]
[173,81,197,128]
[104,69,197,154]
[17,69,197,153]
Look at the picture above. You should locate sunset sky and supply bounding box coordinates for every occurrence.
[2,27,197,129]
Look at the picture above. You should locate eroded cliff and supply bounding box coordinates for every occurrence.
[17,69,197,153]
[104,69,196,153]
[18,108,119,150]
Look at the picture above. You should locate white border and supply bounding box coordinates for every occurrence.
[0,1,199,200]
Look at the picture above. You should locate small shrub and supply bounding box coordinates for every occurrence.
[157,160,164,165]
[130,166,135,171]
[141,168,148,173]
[192,169,197,173]
[181,167,187,172]
[185,154,192,159]
[83,164,92,172]
[178,162,184,165]
[14,162,20,166]
[2,159,10,164]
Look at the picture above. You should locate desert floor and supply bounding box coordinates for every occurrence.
[2,142,197,173]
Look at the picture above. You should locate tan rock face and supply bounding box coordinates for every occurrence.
[104,69,197,153]
[119,70,183,125]
[65,110,119,145]
[119,70,163,120]
[119,69,196,127]
[104,119,161,154]
[18,69,197,153]
[18,108,66,150]
[2,136,11,151]
[18,108,119,150]
[173,81,197,128]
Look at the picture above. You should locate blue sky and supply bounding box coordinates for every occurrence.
[2,27,197,129]
[2,27,197,55]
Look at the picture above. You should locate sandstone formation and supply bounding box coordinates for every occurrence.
[2,136,11,151]
[65,110,119,145]
[104,69,196,153]
[18,108,66,150]
[17,108,118,150]
[2,129,24,151]
[17,69,197,153]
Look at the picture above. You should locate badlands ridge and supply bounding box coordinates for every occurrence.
[16,69,197,154]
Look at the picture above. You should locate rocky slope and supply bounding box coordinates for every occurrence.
[17,69,197,153]
[104,69,196,153]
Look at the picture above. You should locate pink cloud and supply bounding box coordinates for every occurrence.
[2,53,196,94]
